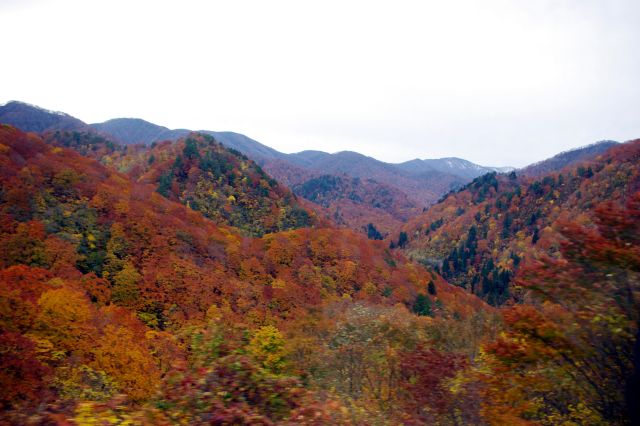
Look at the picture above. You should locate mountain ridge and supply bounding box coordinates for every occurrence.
[0,100,512,173]
[91,117,190,146]
[0,101,515,233]
[0,100,87,133]
[519,140,619,177]
[1,100,621,235]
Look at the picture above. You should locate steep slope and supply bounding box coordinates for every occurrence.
[43,130,316,237]
[395,139,640,304]
[0,101,87,132]
[138,133,316,236]
[1,124,470,323]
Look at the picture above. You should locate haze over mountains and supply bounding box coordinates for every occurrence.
[0,100,621,234]
[1,101,507,177]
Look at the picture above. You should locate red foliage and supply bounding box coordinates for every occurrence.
[0,331,52,411]
[399,346,467,421]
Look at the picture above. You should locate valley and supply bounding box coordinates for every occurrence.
[0,101,638,425]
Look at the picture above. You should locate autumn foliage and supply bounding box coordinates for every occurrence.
[1,123,638,424]
[478,193,640,424]
[397,140,640,305]
[0,125,486,423]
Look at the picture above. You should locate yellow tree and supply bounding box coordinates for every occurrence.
[92,323,160,402]
[111,261,141,308]
[247,325,287,373]
[35,287,95,358]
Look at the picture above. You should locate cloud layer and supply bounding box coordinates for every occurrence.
[2,0,639,166]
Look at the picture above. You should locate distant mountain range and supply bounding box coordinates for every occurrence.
[0,100,618,234]
[0,100,87,132]
[0,101,508,178]
[90,118,190,146]
[87,114,511,202]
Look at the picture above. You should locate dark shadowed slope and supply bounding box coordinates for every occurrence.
[91,118,190,145]
[91,119,286,162]
[202,131,286,162]
[0,101,87,133]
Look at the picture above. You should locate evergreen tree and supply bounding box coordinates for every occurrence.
[366,223,383,240]
[183,138,200,160]
[412,294,432,317]
[398,231,408,248]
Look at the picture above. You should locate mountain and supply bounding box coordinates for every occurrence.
[0,100,512,187]
[83,114,513,211]
[263,151,513,215]
[266,150,503,207]
[261,150,509,234]
[284,150,503,185]
[394,139,640,305]
[1,104,638,424]
[204,131,286,162]
[397,157,514,179]
[41,130,315,237]
[0,100,87,133]
[291,173,417,236]
[1,101,515,237]
[520,140,619,177]
[91,118,288,164]
[0,124,487,424]
[135,133,316,236]
[90,118,190,145]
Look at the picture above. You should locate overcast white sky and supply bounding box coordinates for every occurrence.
[1,0,639,167]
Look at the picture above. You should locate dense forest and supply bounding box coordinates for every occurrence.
[1,123,639,425]
[43,130,315,237]
[395,141,640,305]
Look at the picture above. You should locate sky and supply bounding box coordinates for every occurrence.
[1,0,639,167]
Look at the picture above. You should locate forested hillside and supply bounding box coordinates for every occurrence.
[4,0,640,419]
[0,125,494,424]
[292,173,419,236]
[134,133,316,237]
[395,140,640,304]
[1,102,525,239]
[1,104,638,426]
[42,130,315,237]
